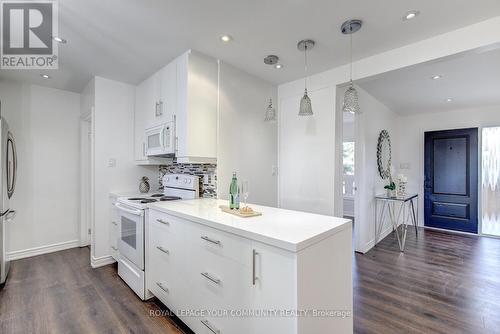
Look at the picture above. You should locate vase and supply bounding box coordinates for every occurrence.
[139,176,150,193]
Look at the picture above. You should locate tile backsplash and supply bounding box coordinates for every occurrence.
[158,163,217,198]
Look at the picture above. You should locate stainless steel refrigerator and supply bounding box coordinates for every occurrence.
[0,117,17,286]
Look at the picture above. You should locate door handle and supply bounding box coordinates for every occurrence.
[156,246,170,255]
[201,272,221,285]
[115,203,143,216]
[156,282,169,293]
[201,235,221,245]
[201,319,220,334]
[252,249,259,285]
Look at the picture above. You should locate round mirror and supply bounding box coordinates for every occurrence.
[377,130,392,179]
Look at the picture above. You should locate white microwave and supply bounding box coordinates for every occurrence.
[145,123,175,156]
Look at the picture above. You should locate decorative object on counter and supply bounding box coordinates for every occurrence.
[229,172,240,210]
[241,180,249,209]
[297,39,315,116]
[341,19,363,114]
[396,174,408,197]
[377,129,392,179]
[139,176,150,193]
[219,205,262,218]
[384,180,396,198]
[158,163,216,198]
[264,98,276,122]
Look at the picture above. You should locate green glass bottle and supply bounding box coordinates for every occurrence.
[229,172,238,209]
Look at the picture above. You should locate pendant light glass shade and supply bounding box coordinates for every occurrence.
[341,19,363,114]
[343,83,360,114]
[299,88,313,116]
[264,98,276,122]
[297,39,315,116]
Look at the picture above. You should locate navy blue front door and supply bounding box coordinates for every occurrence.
[424,128,478,233]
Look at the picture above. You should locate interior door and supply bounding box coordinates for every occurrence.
[424,128,478,233]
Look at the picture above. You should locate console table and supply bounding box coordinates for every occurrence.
[375,193,418,252]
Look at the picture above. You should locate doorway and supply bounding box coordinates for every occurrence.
[424,128,479,233]
[80,112,93,247]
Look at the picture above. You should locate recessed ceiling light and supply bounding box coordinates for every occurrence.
[446,98,453,102]
[403,10,420,21]
[53,36,67,44]
[220,35,233,43]
[274,63,283,69]
[40,74,50,79]
[431,75,442,80]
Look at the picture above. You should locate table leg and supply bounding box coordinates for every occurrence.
[388,201,403,251]
[410,198,418,236]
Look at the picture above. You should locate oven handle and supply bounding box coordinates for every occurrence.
[115,203,144,216]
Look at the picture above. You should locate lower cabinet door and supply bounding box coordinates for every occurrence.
[250,241,297,333]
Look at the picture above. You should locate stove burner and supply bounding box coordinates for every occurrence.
[128,197,146,201]
[150,194,164,198]
[140,199,158,204]
[160,196,182,201]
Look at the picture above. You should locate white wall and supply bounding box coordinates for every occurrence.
[396,104,500,227]
[278,16,500,252]
[349,85,400,253]
[0,80,81,259]
[218,62,278,207]
[278,86,336,215]
[91,77,157,266]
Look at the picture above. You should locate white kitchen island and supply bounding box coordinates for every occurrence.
[146,198,352,334]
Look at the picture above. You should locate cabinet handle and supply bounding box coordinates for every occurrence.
[201,272,221,285]
[112,221,117,226]
[159,100,164,116]
[155,101,159,117]
[156,219,170,226]
[156,282,169,293]
[143,142,147,156]
[156,246,170,255]
[201,319,220,334]
[201,235,221,245]
[252,249,259,285]
[111,246,118,251]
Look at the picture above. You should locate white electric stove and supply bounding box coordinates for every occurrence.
[115,174,199,299]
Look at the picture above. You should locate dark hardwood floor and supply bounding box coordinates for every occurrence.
[0,247,184,334]
[1,229,500,333]
[354,228,500,334]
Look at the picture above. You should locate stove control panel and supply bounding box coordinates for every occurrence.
[162,174,199,191]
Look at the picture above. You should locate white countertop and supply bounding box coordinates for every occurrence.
[149,199,351,252]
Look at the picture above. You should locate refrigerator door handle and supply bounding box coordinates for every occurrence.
[6,132,17,199]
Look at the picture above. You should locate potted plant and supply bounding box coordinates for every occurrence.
[384,181,396,198]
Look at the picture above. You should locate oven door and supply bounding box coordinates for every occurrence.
[145,123,174,156]
[115,203,144,270]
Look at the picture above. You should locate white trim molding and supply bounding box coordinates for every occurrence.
[91,255,116,268]
[7,240,80,261]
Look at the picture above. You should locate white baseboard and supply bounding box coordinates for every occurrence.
[7,239,80,261]
[359,223,398,254]
[91,255,116,268]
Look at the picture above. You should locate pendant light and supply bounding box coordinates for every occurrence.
[341,19,363,114]
[297,39,315,116]
[263,55,279,122]
[264,98,276,122]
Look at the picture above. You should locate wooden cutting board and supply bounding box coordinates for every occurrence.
[219,205,262,218]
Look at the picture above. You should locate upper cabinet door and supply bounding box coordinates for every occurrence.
[135,76,155,161]
[159,61,176,124]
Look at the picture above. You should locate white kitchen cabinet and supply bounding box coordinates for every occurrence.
[109,198,119,261]
[134,50,217,165]
[175,50,218,163]
[134,67,174,165]
[147,203,353,334]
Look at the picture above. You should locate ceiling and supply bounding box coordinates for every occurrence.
[1,0,500,92]
[358,46,500,114]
